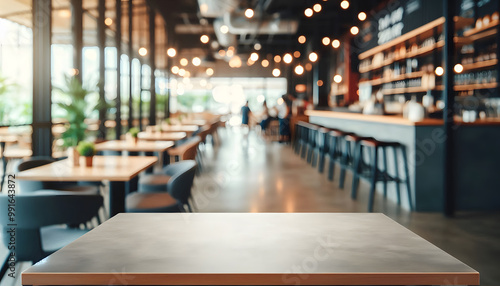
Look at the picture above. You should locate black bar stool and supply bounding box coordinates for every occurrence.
[306,124,319,164]
[351,138,413,212]
[339,134,371,189]
[293,122,301,154]
[298,122,309,159]
[326,130,349,181]
[313,127,330,170]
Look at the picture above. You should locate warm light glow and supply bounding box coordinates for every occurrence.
[274,55,282,63]
[250,52,259,61]
[350,26,359,35]
[283,53,293,64]
[333,74,342,83]
[332,39,340,49]
[138,47,147,56]
[309,52,318,62]
[435,66,444,76]
[358,12,367,21]
[261,59,269,67]
[226,49,234,57]
[104,17,113,26]
[277,98,284,105]
[200,35,210,44]
[304,8,313,17]
[272,68,281,77]
[313,4,322,12]
[322,37,331,46]
[247,58,255,66]
[245,8,254,18]
[317,80,324,86]
[206,68,214,76]
[192,57,201,66]
[254,43,262,50]
[220,25,229,34]
[59,9,71,18]
[294,51,301,58]
[294,64,304,75]
[340,0,349,9]
[218,49,226,57]
[229,56,242,68]
[167,48,177,57]
[68,68,79,76]
[178,69,186,76]
[305,63,312,71]
[171,66,179,74]
[454,64,464,73]
[298,35,306,44]
[180,58,188,66]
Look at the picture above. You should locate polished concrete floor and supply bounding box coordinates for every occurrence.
[1,126,499,285]
[192,126,500,286]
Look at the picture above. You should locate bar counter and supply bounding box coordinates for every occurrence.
[306,110,500,212]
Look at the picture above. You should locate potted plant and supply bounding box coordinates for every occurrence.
[76,141,96,167]
[128,127,140,144]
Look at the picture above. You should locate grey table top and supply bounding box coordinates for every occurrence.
[22,213,478,285]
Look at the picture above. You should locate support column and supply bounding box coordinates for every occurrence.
[98,0,106,139]
[115,0,122,139]
[148,7,156,126]
[443,0,456,217]
[70,0,83,81]
[165,56,171,119]
[32,0,52,157]
[128,0,134,129]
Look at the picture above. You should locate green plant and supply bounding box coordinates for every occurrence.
[128,127,140,138]
[55,76,104,147]
[164,118,171,125]
[76,141,96,157]
[0,75,19,124]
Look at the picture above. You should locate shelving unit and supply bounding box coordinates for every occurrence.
[462,59,498,71]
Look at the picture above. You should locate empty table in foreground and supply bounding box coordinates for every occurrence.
[22,213,478,286]
[138,131,187,142]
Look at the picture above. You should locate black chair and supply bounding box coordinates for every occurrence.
[0,193,103,278]
[126,160,197,212]
[351,138,413,212]
[326,130,350,181]
[14,156,99,194]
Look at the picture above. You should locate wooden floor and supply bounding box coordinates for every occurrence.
[1,126,499,285]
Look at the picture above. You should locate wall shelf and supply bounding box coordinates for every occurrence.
[463,19,499,37]
[435,82,498,91]
[462,59,498,72]
[361,71,426,86]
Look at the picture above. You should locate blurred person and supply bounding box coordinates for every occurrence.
[259,100,270,132]
[276,94,293,143]
[241,101,252,126]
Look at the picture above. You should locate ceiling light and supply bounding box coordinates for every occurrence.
[220,25,229,34]
[245,8,254,18]
[229,56,242,68]
[333,74,342,83]
[298,35,306,44]
[454,64,464,73]
[294,51,301,58]
[272,68,281,77]
[104,17,113,26]
[322,37,331,46]
[309,52,318,62]
[358,12,367,21]
[206,68,214,76]
[294,65,304,75]
[283,53,293,64]
[261,59,269,67]
[304,8,313,17]
[180,58,188,66]
[167,48,176,57]
[192,57,201,66]
[171,66,179,74]
[435,66,444,76]
[250,52,259,61]
[350,26,359,35]
[305,63,312,71]
[138,47,147,56]
[274,55,281,63]
[218,49,226,57]
[59,9,71,18]
[332,39,340,48]
[247,58,255,66]
[317,80,324,86]
[226,49,234,57]
[340,0,349,9]
[254,43,262,50]
[200,35,210,44]
[178,69,186,76]
[313,4,322,12]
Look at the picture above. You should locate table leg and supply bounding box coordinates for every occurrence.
[109,181,126,217]
[0,142,7,192]
[145,151,154,173]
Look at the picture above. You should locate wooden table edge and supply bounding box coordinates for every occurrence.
[95,141,175,152]
[22,272,480,285]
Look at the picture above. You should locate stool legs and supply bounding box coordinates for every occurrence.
[368,146,379,212]
[300,129,308,159]
[392,146,402,205]
[339,140,349,189]
[381,147,388,198]
[401,146,413,210]
[327,137,338,181]
[351,143,363,199]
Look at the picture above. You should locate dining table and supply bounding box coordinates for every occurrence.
[138,131,187,142]
[16,156,157,217]
[22,213,479,286]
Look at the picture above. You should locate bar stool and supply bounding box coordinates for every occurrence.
[298,122,309,159]
[351,138,413,212]
[313,127,330,170]
[326,130,349,181]
[306,124,319,165]
[339,134,371,189]
[293,123,302,154]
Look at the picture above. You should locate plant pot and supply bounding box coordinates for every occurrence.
[68,147,80,166]
[83,156,94,167]
[133,137,139,145]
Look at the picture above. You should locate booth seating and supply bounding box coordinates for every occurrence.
[351,138,413,212]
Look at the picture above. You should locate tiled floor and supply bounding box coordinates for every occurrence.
[1,126,499,285]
